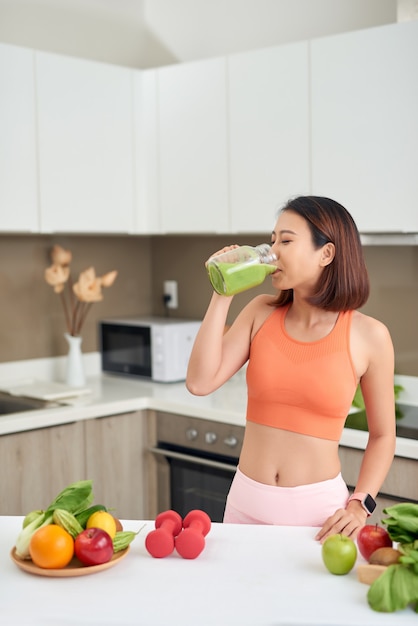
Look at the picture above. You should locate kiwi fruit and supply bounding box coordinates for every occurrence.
[369,546,401,566]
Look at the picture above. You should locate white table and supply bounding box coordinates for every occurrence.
[1,517,416,626]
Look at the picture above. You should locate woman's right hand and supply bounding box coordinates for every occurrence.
[205,244,240,266]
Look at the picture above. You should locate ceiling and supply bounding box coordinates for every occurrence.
[0,0,416,68]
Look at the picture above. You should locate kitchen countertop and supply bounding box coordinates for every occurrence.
[1,516,417,626]
[0,367,417,460]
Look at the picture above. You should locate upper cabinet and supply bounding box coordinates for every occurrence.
[311,20,418,233]
[0,44,39,232]
[133,69,160,234]
[228,42,310,234]
[2,21,417,237]
[36,52,135,233]
[157,58,229,233]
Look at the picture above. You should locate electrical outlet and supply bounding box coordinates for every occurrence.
[163,280,178,309]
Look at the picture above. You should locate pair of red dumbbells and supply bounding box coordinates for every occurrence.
[145,509,211,560]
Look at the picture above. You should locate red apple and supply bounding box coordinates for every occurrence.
[74,528,114,566]
[357,524,392,561]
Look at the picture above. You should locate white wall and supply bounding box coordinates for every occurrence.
[0,0,398,68]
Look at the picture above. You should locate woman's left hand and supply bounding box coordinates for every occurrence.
[315,503,367,543]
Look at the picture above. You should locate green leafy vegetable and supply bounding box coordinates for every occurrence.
[382,503,418,544]
[45,479,93,516]
[367,563,418,612]
[352,385,366,410]
[367,503,418,612]
[15,479,93,559]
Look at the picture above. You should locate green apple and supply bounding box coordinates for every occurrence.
[322,534,357,575]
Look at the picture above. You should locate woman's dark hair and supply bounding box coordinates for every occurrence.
[273,196,370,311]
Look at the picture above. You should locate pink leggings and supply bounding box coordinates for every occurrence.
[223,467,349,526]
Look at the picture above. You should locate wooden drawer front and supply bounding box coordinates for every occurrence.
[339,446,417,501]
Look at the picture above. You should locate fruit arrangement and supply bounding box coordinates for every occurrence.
[321,503,418,614]
[13,480,139,571]
[364,503,418,613]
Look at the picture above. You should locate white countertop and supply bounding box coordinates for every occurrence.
[1,515,416,626]
[0,365,417,460]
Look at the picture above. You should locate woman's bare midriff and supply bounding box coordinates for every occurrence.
[238,421,341,487]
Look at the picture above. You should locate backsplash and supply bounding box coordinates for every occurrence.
[150,235,418,377]
[0,235,153,360]
[1,234,417,376]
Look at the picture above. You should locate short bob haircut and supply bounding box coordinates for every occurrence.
[272,196,370,312]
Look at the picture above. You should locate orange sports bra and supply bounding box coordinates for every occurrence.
[246,304,358,441]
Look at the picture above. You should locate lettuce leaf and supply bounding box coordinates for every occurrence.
[367,564,418,612]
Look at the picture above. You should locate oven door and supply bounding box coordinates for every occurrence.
[149,444,238,523]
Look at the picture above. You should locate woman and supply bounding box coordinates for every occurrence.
[186,196,396,542]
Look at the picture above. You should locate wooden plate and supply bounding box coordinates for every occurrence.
[10,546,129,577]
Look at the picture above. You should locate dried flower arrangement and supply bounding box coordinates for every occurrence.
[45,245,118,337]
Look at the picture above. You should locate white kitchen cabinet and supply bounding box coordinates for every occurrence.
[311,20,418,233]
[84,412,145,520]
[228,42,310,234]
[133,69,160,233]
[157,58,229,233]
[0,44,39,232]
[36,52,135,233]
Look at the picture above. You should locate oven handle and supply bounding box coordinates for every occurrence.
[149,446,237,473]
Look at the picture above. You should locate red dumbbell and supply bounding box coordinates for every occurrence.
[145,510,183,558]
[175,510,211,559]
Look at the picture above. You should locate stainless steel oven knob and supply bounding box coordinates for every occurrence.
[205,432,217,444]
[223,435,238,448]
[185,428,198,441]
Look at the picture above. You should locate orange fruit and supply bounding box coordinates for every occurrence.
[86,510,117,539]
[29,524,74,569]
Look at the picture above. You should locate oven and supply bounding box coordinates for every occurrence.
[147,412,244,522]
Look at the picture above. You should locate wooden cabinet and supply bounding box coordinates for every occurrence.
[0,421,85,515]
[0,44,39,233]
[84,412,145,520]
[36,52,135,234]
[311,20,418,233]
[157,57,229,233]
[0,412,147,519]
[339,445,417,524]
[228,42,310,234]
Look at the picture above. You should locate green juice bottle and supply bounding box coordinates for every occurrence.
[207,244,277,296]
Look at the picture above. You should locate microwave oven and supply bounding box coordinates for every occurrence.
[99,317,201,383]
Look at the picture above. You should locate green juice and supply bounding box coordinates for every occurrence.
[207,261,276,296]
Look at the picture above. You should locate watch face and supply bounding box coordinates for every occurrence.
[364,494,376,514]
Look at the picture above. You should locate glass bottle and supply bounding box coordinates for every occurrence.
[206,244,277,296]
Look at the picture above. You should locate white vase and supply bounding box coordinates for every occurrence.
[64,333,85,387]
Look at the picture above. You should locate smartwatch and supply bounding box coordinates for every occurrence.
[347,492,376,516]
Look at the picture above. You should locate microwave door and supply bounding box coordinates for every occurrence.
[101,324,152,377]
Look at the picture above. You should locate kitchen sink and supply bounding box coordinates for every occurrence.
[0,392,54,415]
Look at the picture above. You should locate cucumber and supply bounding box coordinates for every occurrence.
[75,504,107,529]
